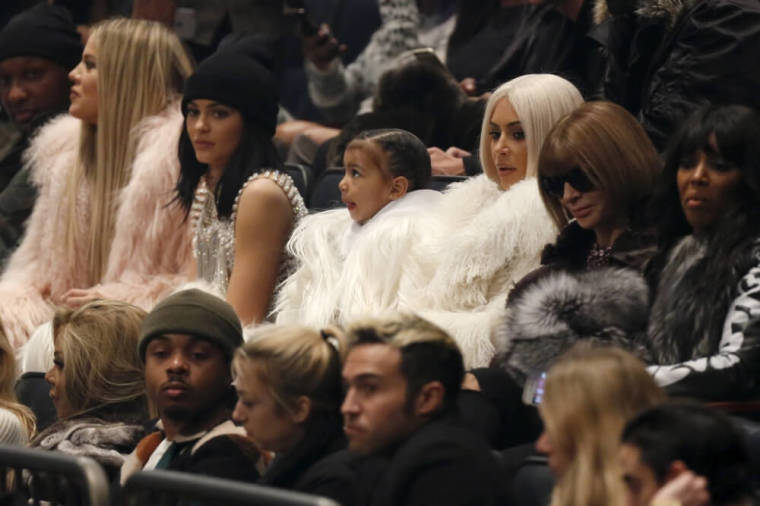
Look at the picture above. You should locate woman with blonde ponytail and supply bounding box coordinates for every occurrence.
[0,18,194,348]
[232,325,361,504]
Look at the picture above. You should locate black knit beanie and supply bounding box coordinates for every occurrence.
[182,48,279,137]
[138,289,243,362]
[0,4,83,70]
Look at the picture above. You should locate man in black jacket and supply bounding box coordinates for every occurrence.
[341,314,509,506]
[119,289,260,486]
[0,4,81,264]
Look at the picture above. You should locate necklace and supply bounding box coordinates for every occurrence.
[586,242,613,269]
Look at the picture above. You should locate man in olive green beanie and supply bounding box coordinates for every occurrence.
[120,289,259,485]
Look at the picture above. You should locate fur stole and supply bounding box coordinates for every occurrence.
[0,106,192,347]
[273,190,441,328]
[31,417,145,469]
[647,234,760,364]
[593,0,699,26]
[492,267,650,385]
[400,175,556,367]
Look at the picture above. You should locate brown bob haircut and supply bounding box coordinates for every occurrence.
[537,101,661,230]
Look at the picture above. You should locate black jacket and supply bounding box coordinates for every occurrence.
[508,221,657,303]
[599,0,760,150]
[368,415,509,506]
[646,233,760,401]
[259,412,360,505]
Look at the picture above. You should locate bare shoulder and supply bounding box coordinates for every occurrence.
[236,176,295,227]
[237,177,293,215]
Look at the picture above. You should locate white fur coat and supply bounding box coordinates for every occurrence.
[400,174,557,368]
[0,105,193,347]
[273,189,442,328]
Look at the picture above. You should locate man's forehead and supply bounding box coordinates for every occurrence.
[0,55,63,71]
[148,333,215,348]
[343,343,402,379]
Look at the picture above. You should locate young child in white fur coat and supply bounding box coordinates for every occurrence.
[274,129,440,327]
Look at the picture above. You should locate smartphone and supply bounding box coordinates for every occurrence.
[522,371,547,406]
[282,0,319,37]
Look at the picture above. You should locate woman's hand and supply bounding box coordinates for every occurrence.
[428,146,469,176]
[61,287,104,308]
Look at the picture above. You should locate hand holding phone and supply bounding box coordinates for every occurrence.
[302,23,347,70]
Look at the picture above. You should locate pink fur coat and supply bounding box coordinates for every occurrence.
[0,105,193,348]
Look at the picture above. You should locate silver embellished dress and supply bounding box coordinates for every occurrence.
[191,170,307,295]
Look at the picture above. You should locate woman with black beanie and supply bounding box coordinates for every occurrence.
[174,45,306,326]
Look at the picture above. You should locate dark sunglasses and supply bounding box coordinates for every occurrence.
[540,167,596,197]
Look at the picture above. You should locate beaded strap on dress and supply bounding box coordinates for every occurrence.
[231,170,307,223]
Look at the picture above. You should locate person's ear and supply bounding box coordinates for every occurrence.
[389,176,409,200]
[664,460,688,482]
[291,395,312,424]
[413,381,445,416]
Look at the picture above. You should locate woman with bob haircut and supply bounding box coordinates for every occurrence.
[645,104,760,401]
[404,73,583,368]
[0,18,194,348]
[231,325,358,504]
[30,299,148,480]
[174,45,306,325]
[533,345,666,506]
[494,101,660,385]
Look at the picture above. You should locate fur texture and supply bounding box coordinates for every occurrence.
[273,190,441,329]
[400,175,557,368]
[645,235,760,399]
[32,417,145,468]
[0,105,193,347]
[493,267,650,385]
[648,235,759,363]
[593,0,698,25]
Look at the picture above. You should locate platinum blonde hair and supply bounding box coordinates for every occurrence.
[479,74,584,182]
[63,18,192,284]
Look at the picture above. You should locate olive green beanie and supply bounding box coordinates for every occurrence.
[138,289,243,362]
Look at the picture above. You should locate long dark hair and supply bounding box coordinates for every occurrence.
[174,117,283,219]
[649,105,760,252]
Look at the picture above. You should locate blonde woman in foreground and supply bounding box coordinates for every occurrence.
[535,345,665,506]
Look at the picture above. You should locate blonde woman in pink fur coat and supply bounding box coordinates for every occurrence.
[0,19,195,349]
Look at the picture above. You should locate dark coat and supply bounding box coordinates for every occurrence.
[259,412,359,505]
[646,233,760,401]
[0,146,36,266]
[166,432,260,482]
[598,0,760,150]
[368,415,509,506]
[493,223,656,385]
[508,221,657,303]
[477,0,602,97]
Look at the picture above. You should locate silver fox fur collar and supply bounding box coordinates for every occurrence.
[492,267,650,385]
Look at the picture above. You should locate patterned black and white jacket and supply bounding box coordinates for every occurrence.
[647,234,760,400]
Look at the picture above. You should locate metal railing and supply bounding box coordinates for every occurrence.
[0,445,109,506]
[122,469,341,506]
